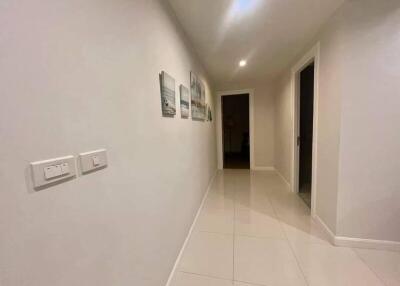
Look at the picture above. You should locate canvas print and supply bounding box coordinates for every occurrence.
[190,72,206,120]
[160,71,176,116]
[180,85,190,118]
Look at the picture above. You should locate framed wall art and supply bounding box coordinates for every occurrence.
[180,84,190,118]
[160,71,176,117]
[190,71,206,120]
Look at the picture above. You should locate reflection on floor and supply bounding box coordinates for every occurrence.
[223,153,250,169]
[299,191,311,209]
[170,170,400,286]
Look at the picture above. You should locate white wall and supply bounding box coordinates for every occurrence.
[334,0,400,241]
[274,73,293,183]
[253,84,275,169]
[0,1,217,285]
[274,0,400,242]
[217,83,275,169]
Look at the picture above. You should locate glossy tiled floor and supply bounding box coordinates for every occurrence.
[171,170,400,286]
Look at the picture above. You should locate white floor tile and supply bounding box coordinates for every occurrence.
[355,248,400,286]
[204,191,235,210]
[234,236,307,286]
[170,272,233,286]
[235,192,275,213]
[281,220,330,245]
[235,207,286,239]
[291,242,384,286]
[178,231,233,280]
[270,195,311,218]
[174,170,387,286]
[195,208,234,234]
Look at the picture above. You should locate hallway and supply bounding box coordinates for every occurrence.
[1,1,400,285]
[170,170,399,286]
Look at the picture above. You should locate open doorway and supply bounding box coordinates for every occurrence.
[292,44,319,216]
[222,94,250,169]
[298,62,315,208]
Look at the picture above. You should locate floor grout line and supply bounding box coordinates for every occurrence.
[234,233,290,241]
[196,230,234,236]
[179,270,273,286]
[351,249,389,286]
[234,278,272,286]
[178,270,233,282]
[265,175,311,286]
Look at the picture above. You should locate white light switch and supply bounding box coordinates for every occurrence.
[79,149,107,174]
[92,156,100,167]
[44,166,53,179]
[44,165,62,180]
[31,156,76,188]
[60,163,70,175]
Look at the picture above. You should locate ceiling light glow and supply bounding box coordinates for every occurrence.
[239,60,247,67]
[231,0,260,15]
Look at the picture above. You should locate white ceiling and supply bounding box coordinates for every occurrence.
[168,0,344,87]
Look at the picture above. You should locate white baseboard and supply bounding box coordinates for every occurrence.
[314,215,336,245]
[274,168,291,190]
[314,215,400,252]
[334,236,400,252]
[252,166,275,171]
[165,170,218,286]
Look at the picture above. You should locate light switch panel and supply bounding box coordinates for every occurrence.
[79,149,107,174]
[31,155,76,188]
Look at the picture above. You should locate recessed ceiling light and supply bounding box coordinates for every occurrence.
[239,60,247,67]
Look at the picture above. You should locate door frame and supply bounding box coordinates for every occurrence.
[216,89,254,170]
[291,43,320,217]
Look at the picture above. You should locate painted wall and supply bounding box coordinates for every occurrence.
[334,0,400,241]
[253,84,275,169]
[0,1,217,285]
[217,83,275,169]
[274,73,293,184]
[273,0,400,241]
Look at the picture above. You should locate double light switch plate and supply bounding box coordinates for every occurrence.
[31,155,77,188]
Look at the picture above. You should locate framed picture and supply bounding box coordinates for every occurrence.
[160,71,176,116]
[190,71,206,120]
[180,85,190,118]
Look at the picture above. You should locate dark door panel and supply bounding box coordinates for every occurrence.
[299,63,314,208]
[222,94,250,169]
